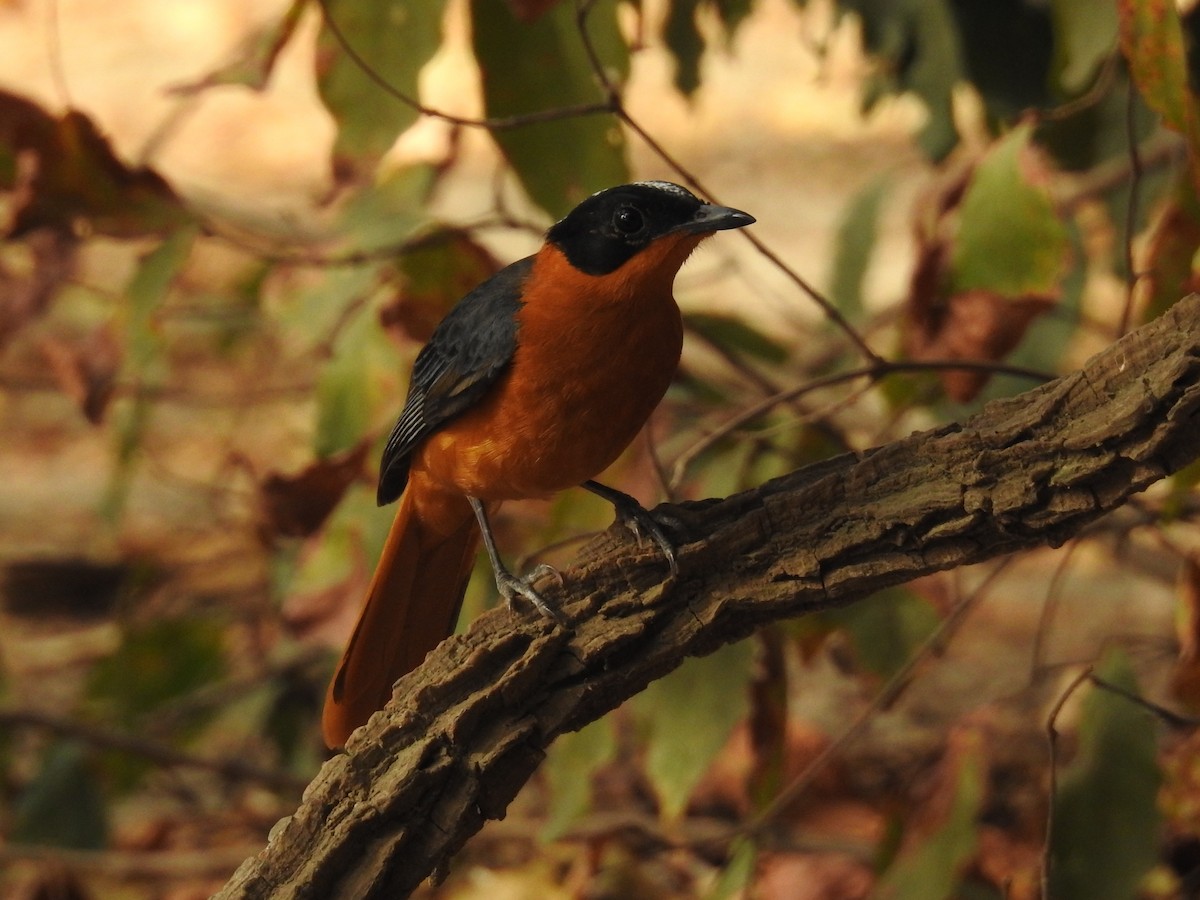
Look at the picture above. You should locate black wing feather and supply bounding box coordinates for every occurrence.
[376,255,531,505]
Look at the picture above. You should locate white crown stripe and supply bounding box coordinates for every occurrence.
[584,181,700,202]
[632,180,697,199]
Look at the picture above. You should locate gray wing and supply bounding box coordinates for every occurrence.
[376,255,532,505]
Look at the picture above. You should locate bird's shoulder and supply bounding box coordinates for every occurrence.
[412,253,532,385]
[376,254,534,504]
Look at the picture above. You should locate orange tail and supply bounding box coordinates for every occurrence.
[322,485,478,748]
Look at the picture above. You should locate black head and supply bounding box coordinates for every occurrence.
[546,181,754,276]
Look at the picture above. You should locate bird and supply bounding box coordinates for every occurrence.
[322,181,754,748]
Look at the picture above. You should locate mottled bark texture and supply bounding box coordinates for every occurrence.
[218,295,1200,899]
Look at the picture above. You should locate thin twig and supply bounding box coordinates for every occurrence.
[0,708,308,792]
[1119,79,1145,338]
[687,326,787,403]
[739,559,1011,843]
[0,371,314,406]
[1043,666,1094,900]
[1029,539,1082,683]
[0,842,259,881]
[669,358,1053,489]
[313,0,890,371]
[1038,49,1122,124]
[316,0,617,130]
[1054,131,1182,213]
[642,422,680,503]
[204,215,544,269]
[569,0,881,364]
[1088,674,1200,730]
[44,0,73,108]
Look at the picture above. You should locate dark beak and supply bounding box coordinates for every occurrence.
[675,202,756,236]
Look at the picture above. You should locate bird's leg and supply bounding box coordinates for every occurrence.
[468,497,567,625]
[581,480,679,576]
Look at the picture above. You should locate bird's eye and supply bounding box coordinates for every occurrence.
[612,206,644,235]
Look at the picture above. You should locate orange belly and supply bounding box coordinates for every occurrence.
[410,245,686,500]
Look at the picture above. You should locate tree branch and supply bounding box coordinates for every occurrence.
[217,295,1200,899]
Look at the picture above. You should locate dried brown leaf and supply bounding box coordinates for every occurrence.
[0,228,76,348]
[380,230,502,343]
[0,90,187,238]
[259,442,370,541]
[281,563,369,646]
[1170,555,1200,708]
[504,0,563,23]
[13,869,92,900]
[1141,194,1200,322]
[756,851,873,900]
[905,140,1063,401]
[908,289,1055,402]
[974,826,1042,900]
[899,724,987,841]
[38,323,122,423]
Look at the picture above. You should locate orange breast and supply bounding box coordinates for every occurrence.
[411,237,697,501]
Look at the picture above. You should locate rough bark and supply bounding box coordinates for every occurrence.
[217,295,1200,899]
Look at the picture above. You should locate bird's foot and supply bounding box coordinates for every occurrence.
[469,495,569,627]
[494,564,568,626]
[583,481,679,576]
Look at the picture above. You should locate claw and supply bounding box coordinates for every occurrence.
[493,568,568,626]
[582,480,679,576]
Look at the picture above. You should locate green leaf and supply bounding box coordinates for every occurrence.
[1038,68,1159,174]
[1165,457,1200,520]
[87,617,226,731]
[1050,0,1118,95]
[276,264,378,348]
[315,309,374,460]
[471,0,628,216]
[1048,649,1162,900]
[0,93,190,237]
[949,2,1054,119]
[685,313,789,364]
[314,296,401,458]
[334,162,434,251]
[846,0,964,159]
[829,177,888,320]
[124,228,195,374]
[1035,63,1166,301]
[1141,169,1200,323]
[103,229,197,521]
[706,835,757,900]
[173,0,306,92]
[950,125,1069,297]
[541,717,617,840]
[816,587,940,679]
[391,228,501,341]
[11,741,108,850]
[714,0,754,42]
[284,481,394,604]
[1118,0,1199,143]
[316,0,443,174]
[633,640,754,819]
[682,430,764,500]
[664,0,703,97]
[875,733,986,900]
[101,393,151,524]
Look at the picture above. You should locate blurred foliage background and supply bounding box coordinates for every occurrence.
[2,0,1200,897]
